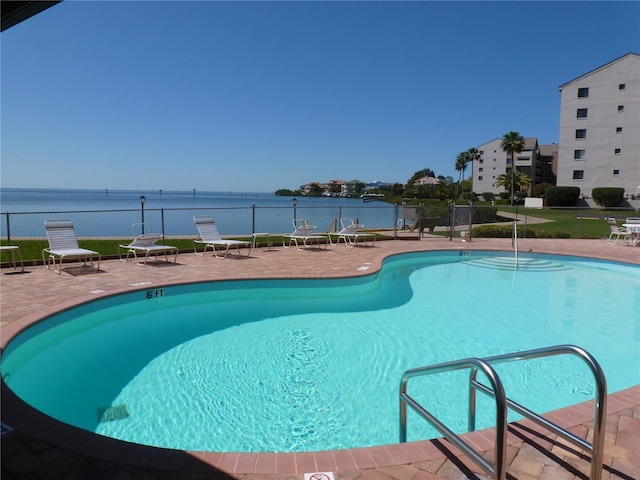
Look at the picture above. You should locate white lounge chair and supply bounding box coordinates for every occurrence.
[43,219,101,274]
[606,217,631,245]
[119,224,178,266]
[283,219,329,250]
[333,218,376,247]
[193,216,251,258]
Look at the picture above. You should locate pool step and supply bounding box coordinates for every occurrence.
[98,404,130,423]
[466,256,571,272]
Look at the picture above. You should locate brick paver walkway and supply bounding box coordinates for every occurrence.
[1,237,639,480]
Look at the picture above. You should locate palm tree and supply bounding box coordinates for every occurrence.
[500,132,526,205]
[494,170,532,201]
[454,151,470,198]
[465,147,480,197]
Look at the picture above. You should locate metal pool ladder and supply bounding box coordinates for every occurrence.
[399,345,607,480]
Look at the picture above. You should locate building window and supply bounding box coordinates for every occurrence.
[479,159,484,163]
[479,150,484,155]
[619,84,626,90]
[615,148,621,154]
[575,129,587,139]
[478,176,483,181]
[577,108,588,118]
[574,149,585,160]
[479,167,483,172]
[577,87,589,98]
[573,170,584,180]
[617,105,624,112]
[613,170,620,176]
[616,127,623,133]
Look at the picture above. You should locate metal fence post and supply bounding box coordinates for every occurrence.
[252,204,256,234]
[394,204,398,240]
[161,209,165,239]
[6,213,11,244]
[578,208,583,238]
[449,203,454,241]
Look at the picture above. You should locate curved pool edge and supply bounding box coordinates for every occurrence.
[2,377,639,475]
[1,238,639,477]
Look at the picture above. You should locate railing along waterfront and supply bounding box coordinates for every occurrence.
[2,204,638,263]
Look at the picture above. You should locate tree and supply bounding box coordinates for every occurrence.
[454,151,470,198]
[494,170,532,202]
[454,147,480,200]
[500,131,526,205]
[465,147,480,193]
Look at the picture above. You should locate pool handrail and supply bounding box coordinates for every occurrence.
[399,344,607,480]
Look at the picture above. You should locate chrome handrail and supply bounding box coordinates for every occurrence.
[513,219,519,266]
[399,344,607,480]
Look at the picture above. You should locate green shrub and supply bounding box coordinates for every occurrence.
[471,225,571,239]
[533,182,552,198]
[481,192,495,202]
[498,192,510,199]
[545,186,581,207]
[472,206,499,224]
[591,187,625,207]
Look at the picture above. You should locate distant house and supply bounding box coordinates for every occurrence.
[365,181,393,190]
[414,176,439,186]
[300,182,325,195]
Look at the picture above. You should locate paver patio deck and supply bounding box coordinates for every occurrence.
[1,237,639,480]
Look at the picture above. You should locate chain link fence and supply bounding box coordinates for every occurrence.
[2,204,636,263]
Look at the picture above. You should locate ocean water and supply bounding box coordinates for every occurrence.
[0,188,397,236]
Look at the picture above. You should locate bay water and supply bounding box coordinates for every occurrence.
[0,188,398,237]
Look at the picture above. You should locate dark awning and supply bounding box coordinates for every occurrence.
[1,1,61,32]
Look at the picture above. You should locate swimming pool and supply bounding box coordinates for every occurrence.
[2,251,639,453]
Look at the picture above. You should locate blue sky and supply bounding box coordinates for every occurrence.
[2,1,638,193]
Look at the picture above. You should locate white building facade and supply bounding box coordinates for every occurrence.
[557,53,640,198]
[472,137,539,195]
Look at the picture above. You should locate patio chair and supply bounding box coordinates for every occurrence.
[332,218,376,247]
[43,219,101,274]
[119,224,178,266]
[283,219,329,250]
[606,217,631,245]
[193,216,251,258]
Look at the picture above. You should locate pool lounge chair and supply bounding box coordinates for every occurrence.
[606,217,631,245]
[283,219,329,250]
[193,216,251,258]
[119,224,178,266]
[332,218,376,247]
[43,219,101,274]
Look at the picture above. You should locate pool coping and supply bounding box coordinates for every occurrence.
[1,238,639,477]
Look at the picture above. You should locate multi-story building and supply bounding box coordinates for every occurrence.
[536,143,558,188]
[472,137,540,195]
[557,53,640,198]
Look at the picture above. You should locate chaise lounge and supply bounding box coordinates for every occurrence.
[283,219,329,250]
[118,224,178,266]
[43,218,101,274]
[193,215,252,258]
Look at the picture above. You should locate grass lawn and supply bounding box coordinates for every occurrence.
[497,206,635,239]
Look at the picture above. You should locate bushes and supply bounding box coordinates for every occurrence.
[533,182,552,198]
[471,224,570,238]
[591,187,625,207]
[545,186,581,206]
[472,206,499,224]
[481,192,495,202]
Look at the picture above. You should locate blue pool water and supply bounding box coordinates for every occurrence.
[2,251,639,453]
